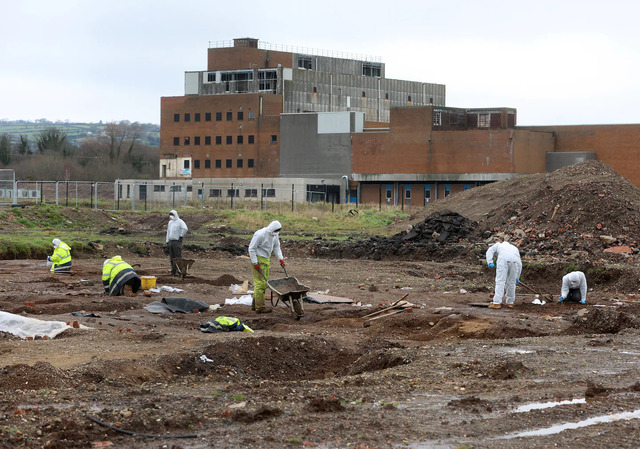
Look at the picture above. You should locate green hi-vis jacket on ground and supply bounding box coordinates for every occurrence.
[102,256,141,296]
[50,240,72,272]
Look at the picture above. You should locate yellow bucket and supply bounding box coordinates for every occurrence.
[140,276,156,290]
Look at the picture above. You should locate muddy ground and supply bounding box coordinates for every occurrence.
[2,251,640,449]
[3,161,640,448]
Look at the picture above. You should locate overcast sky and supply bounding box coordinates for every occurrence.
[1,0,639,126]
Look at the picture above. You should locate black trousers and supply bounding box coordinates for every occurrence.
[566,288,582,303]
[168,240,183,274]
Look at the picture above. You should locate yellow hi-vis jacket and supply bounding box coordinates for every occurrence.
[102,256,138,296]
[51,241,72,272]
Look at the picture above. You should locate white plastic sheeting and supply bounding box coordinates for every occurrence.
[0,311,71,339]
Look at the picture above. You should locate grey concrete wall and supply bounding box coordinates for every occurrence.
[280,113,355,177]
[546,152,596,172]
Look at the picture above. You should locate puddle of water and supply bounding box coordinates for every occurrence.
[513,398,586,413]
[503,348,536,354]
[498,408,640,439]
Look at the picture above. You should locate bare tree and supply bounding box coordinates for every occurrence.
[17,134,30,155]
[0,133,11,165]
[104,121,142,161]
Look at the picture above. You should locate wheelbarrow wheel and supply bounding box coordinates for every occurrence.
[292,297,304,319]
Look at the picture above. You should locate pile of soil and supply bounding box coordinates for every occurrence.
[313,161,640,265]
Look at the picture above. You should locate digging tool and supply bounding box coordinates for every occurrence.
[362,294,410,319]
[367,308,409,321]
[518,280,553,303]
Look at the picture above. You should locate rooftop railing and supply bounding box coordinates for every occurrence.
[208,40,382,63]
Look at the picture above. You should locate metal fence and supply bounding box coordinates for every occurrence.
[12,180,334,213]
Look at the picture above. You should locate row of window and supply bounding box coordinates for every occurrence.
[172,135,277,146]
[174,111,255,123]
[384,184,472,201]
[190,158,255,169]
[152,185,275,198]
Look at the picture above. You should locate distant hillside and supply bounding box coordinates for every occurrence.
[0,120,160,147]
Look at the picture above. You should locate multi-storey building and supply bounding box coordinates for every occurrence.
[159,37,446,181]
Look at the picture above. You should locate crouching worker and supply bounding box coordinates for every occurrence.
[47,238,72,272]
[102,256,141,296]
[560,271,587,304]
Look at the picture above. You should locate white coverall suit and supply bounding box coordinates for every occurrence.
[561,271,587,303]
[486,241,522,305]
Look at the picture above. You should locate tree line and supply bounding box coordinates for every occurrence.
[0,121,159,181]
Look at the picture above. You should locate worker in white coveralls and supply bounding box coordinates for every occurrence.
[486,239,522,309]
[559,271,587,304]
[165,210,188,276]
[248,220,285,314]
[47,238,72,272]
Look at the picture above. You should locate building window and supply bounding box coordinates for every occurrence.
[183,160,190,169]
[216,136,222,145]
[245,189,258,198]
[205,159,211,169]
[385,93,389,100]
[262,188,276,197]
[184,137,190,146]
[424,185,431,204]
[194,136,200,145]
[313,86,317,93]
[195,113,200,122]
[298,55,312,70]
[444,184,451,197]
[226,136,232,144]
[405,185,411,200]
[205,136,211,145]
[226,111,232,121]
[237,111,244,121]
[248,111,255,120]
[248,135,255,144]
[170,185,182,192]
[248,158,254,168]
[386,184,392,202]
[237,159,243,168]
[216,112,222,121]
[227,189,240,198]
[205,112,211,122]
[184,113,190,122]
[464,184,471,190]
[215,159,221,168]
[271,135,277,144]
[362,91,366,97]
[433,111,442,126]
[226,159,232,168]
[194,160,200,169]
[173,137,179,145]
[408,96,412,102]
[363,62,382,77]
[209,188,222,197]
[478,113,490,128]
[153,185,166,192]
[173,114,180,122]
[237,135,243,144]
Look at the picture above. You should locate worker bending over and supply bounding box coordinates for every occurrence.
[486,239,522,309]
[102,256,141,296]
[559,271,587,304]
[47,238,72,272]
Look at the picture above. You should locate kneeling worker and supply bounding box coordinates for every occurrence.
[560,271,587,304]
[102,256,142,296]
[48,238,72,272]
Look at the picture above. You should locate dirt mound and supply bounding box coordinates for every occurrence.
[1,362,70,390]
[311,210,478,262]
[570,307,640,334]
[428,160,640,261]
